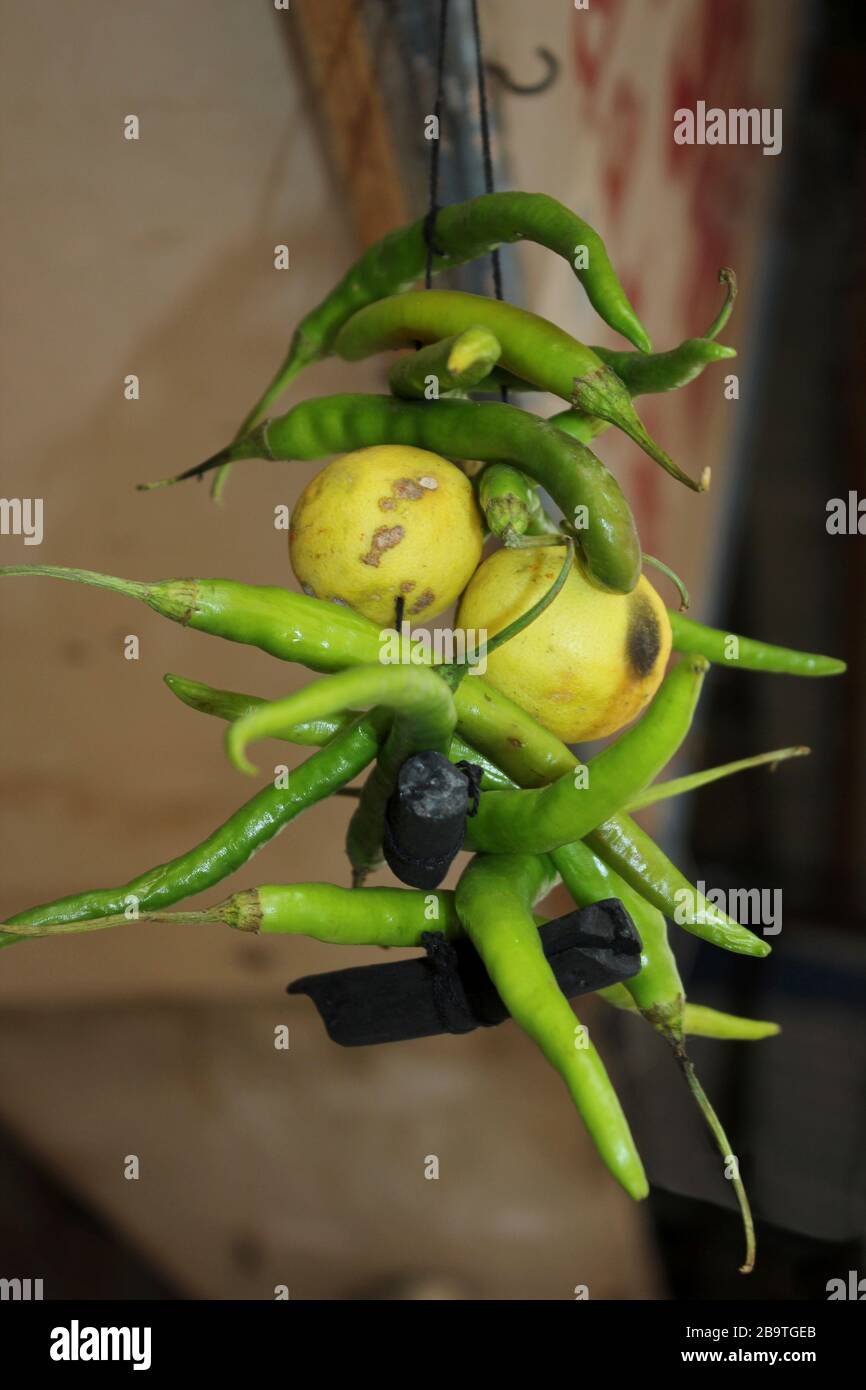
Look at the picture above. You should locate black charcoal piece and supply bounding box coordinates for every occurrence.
[382,750,471,889]
[288,898,642,1046]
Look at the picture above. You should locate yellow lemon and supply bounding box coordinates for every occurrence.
[290,446,484,626]
[457,545,672,741]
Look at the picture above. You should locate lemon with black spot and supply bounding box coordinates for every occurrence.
[456,545,672,741]
[289,445,484,625]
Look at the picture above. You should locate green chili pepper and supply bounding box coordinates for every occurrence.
[593,338,736,395]
[330,293,700,490]
[477,463,535,543]
[598,988,779,1041]
[7,882,461,945]
[1,711,388,942]
[389,326,501,399]
[465,657,710,857]
[145,394,641,594]
[626,745,810,811]
[479,268,738,406]
[478,336,734,401]
[211,190,652,497]
[669,611,847,676]
[164,673,354,748]
[585,813,769,957]
[226,666,455,779]
[549,339,734,446]
[455,851,648,1201]
[474,464,561,545]
[0,565,387,671]
[545,268,737,443]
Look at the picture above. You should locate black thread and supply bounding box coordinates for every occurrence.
[469,0,507,403]
[455,759,484,817]
[424,0,450,287]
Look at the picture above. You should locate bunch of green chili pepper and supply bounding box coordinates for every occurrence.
[0,191,847,1277]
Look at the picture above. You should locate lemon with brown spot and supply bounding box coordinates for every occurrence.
[289,445,484,625]
[456,545,671,741]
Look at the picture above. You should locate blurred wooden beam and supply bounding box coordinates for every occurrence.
[294,0,408,245]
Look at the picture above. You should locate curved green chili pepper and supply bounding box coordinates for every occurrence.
[548,267,737,443]
[145,394,641,594]
[479,268,738,407]
[669,611,847,676]
[8,883,461,945]
[331,293,699,490]
[549,339,735,446]
[455,851,648,1201]
[1,710,388,942]
[479,336,734,401]
[226,666,456,780]
[388,326,501,399]
[212,191,650,498]
[465,657,710,857]
[592,338,737,395]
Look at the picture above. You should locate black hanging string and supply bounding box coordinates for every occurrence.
[424,0,450,288]
[469,0,508,403]
[469,0,503,304]
[424,0,507,401]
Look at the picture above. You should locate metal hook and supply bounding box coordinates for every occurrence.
[484,46,559,97]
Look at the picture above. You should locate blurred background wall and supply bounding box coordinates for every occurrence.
[0,0,862,1299]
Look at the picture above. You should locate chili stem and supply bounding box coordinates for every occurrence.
[674,1046,756,1275]
[626,746,810,811]
[642,552,690,610]
[705,268,738,341]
